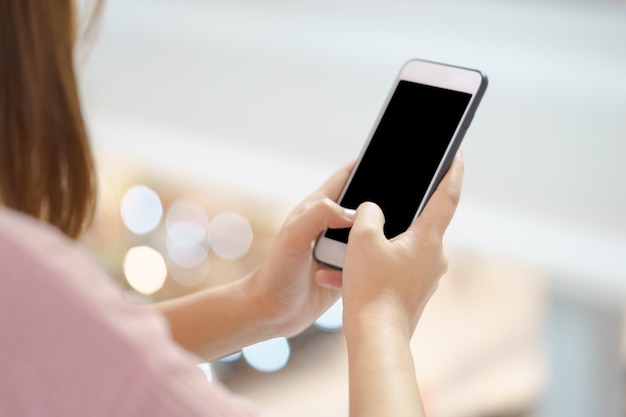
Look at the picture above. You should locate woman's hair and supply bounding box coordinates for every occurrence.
[0,0,102,239]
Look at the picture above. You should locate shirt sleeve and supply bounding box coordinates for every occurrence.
[0,208,258,417]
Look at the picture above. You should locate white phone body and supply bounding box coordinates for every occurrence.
[313,58,488,270]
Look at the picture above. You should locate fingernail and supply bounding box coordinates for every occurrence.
[343,208,356,221]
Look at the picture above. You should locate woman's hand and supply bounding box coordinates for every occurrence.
[155,162,355,360]
[244,161,355,337]
[341,152,464,417]
[342,152,464,336]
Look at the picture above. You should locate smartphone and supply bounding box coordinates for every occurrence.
[313,58,488,270]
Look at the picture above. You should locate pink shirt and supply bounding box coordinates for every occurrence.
[0,208,258,417]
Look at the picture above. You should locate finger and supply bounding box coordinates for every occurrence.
[349,201,386,242]
[411,151,464,236]
[314,269,343,289]
[283,198,355,251]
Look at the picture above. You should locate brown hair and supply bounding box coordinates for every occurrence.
[0,0,102,239]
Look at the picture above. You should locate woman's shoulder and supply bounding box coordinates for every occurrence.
[0,207,115,299]
[0,206,69,242]
[0,206,84,261]
[0,207,137,332]
[0,207,167,343]
[0,207,258,416]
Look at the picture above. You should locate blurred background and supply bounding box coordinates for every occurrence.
[76,0,626,416]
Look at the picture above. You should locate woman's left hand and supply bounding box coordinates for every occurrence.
[155,162,354,359]
[246,162,354,338]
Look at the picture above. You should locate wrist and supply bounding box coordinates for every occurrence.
[229,275,279,342]
[342,300,413,345]
[156,275,278,360]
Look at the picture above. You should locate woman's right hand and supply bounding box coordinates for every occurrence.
[341,151,464,417]
[342,151,464,336]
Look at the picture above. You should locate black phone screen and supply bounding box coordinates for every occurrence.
[325,80,472,242]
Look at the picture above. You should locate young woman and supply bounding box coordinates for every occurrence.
[0,1,464,416]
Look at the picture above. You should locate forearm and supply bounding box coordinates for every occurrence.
[152,276,275,361]
[344,309,425,417]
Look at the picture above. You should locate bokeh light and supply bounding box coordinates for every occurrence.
[166,199,209,231]
[165,202,209,267]
[242,337,290,373]
[314,297,343,331]
[167,238,207,268]
[207,211,254,260]
[123,246,167,295]
[120,185,163,235]
[165,199,210,286]
[166,257,210,288]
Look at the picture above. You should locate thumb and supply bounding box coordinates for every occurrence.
[349,202,386,242]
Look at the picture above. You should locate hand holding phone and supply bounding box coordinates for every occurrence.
[313,58,488,270]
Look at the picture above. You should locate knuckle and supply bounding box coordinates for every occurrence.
[447,182,462,206]
[350,220,378,240]
[302,197,335,216]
